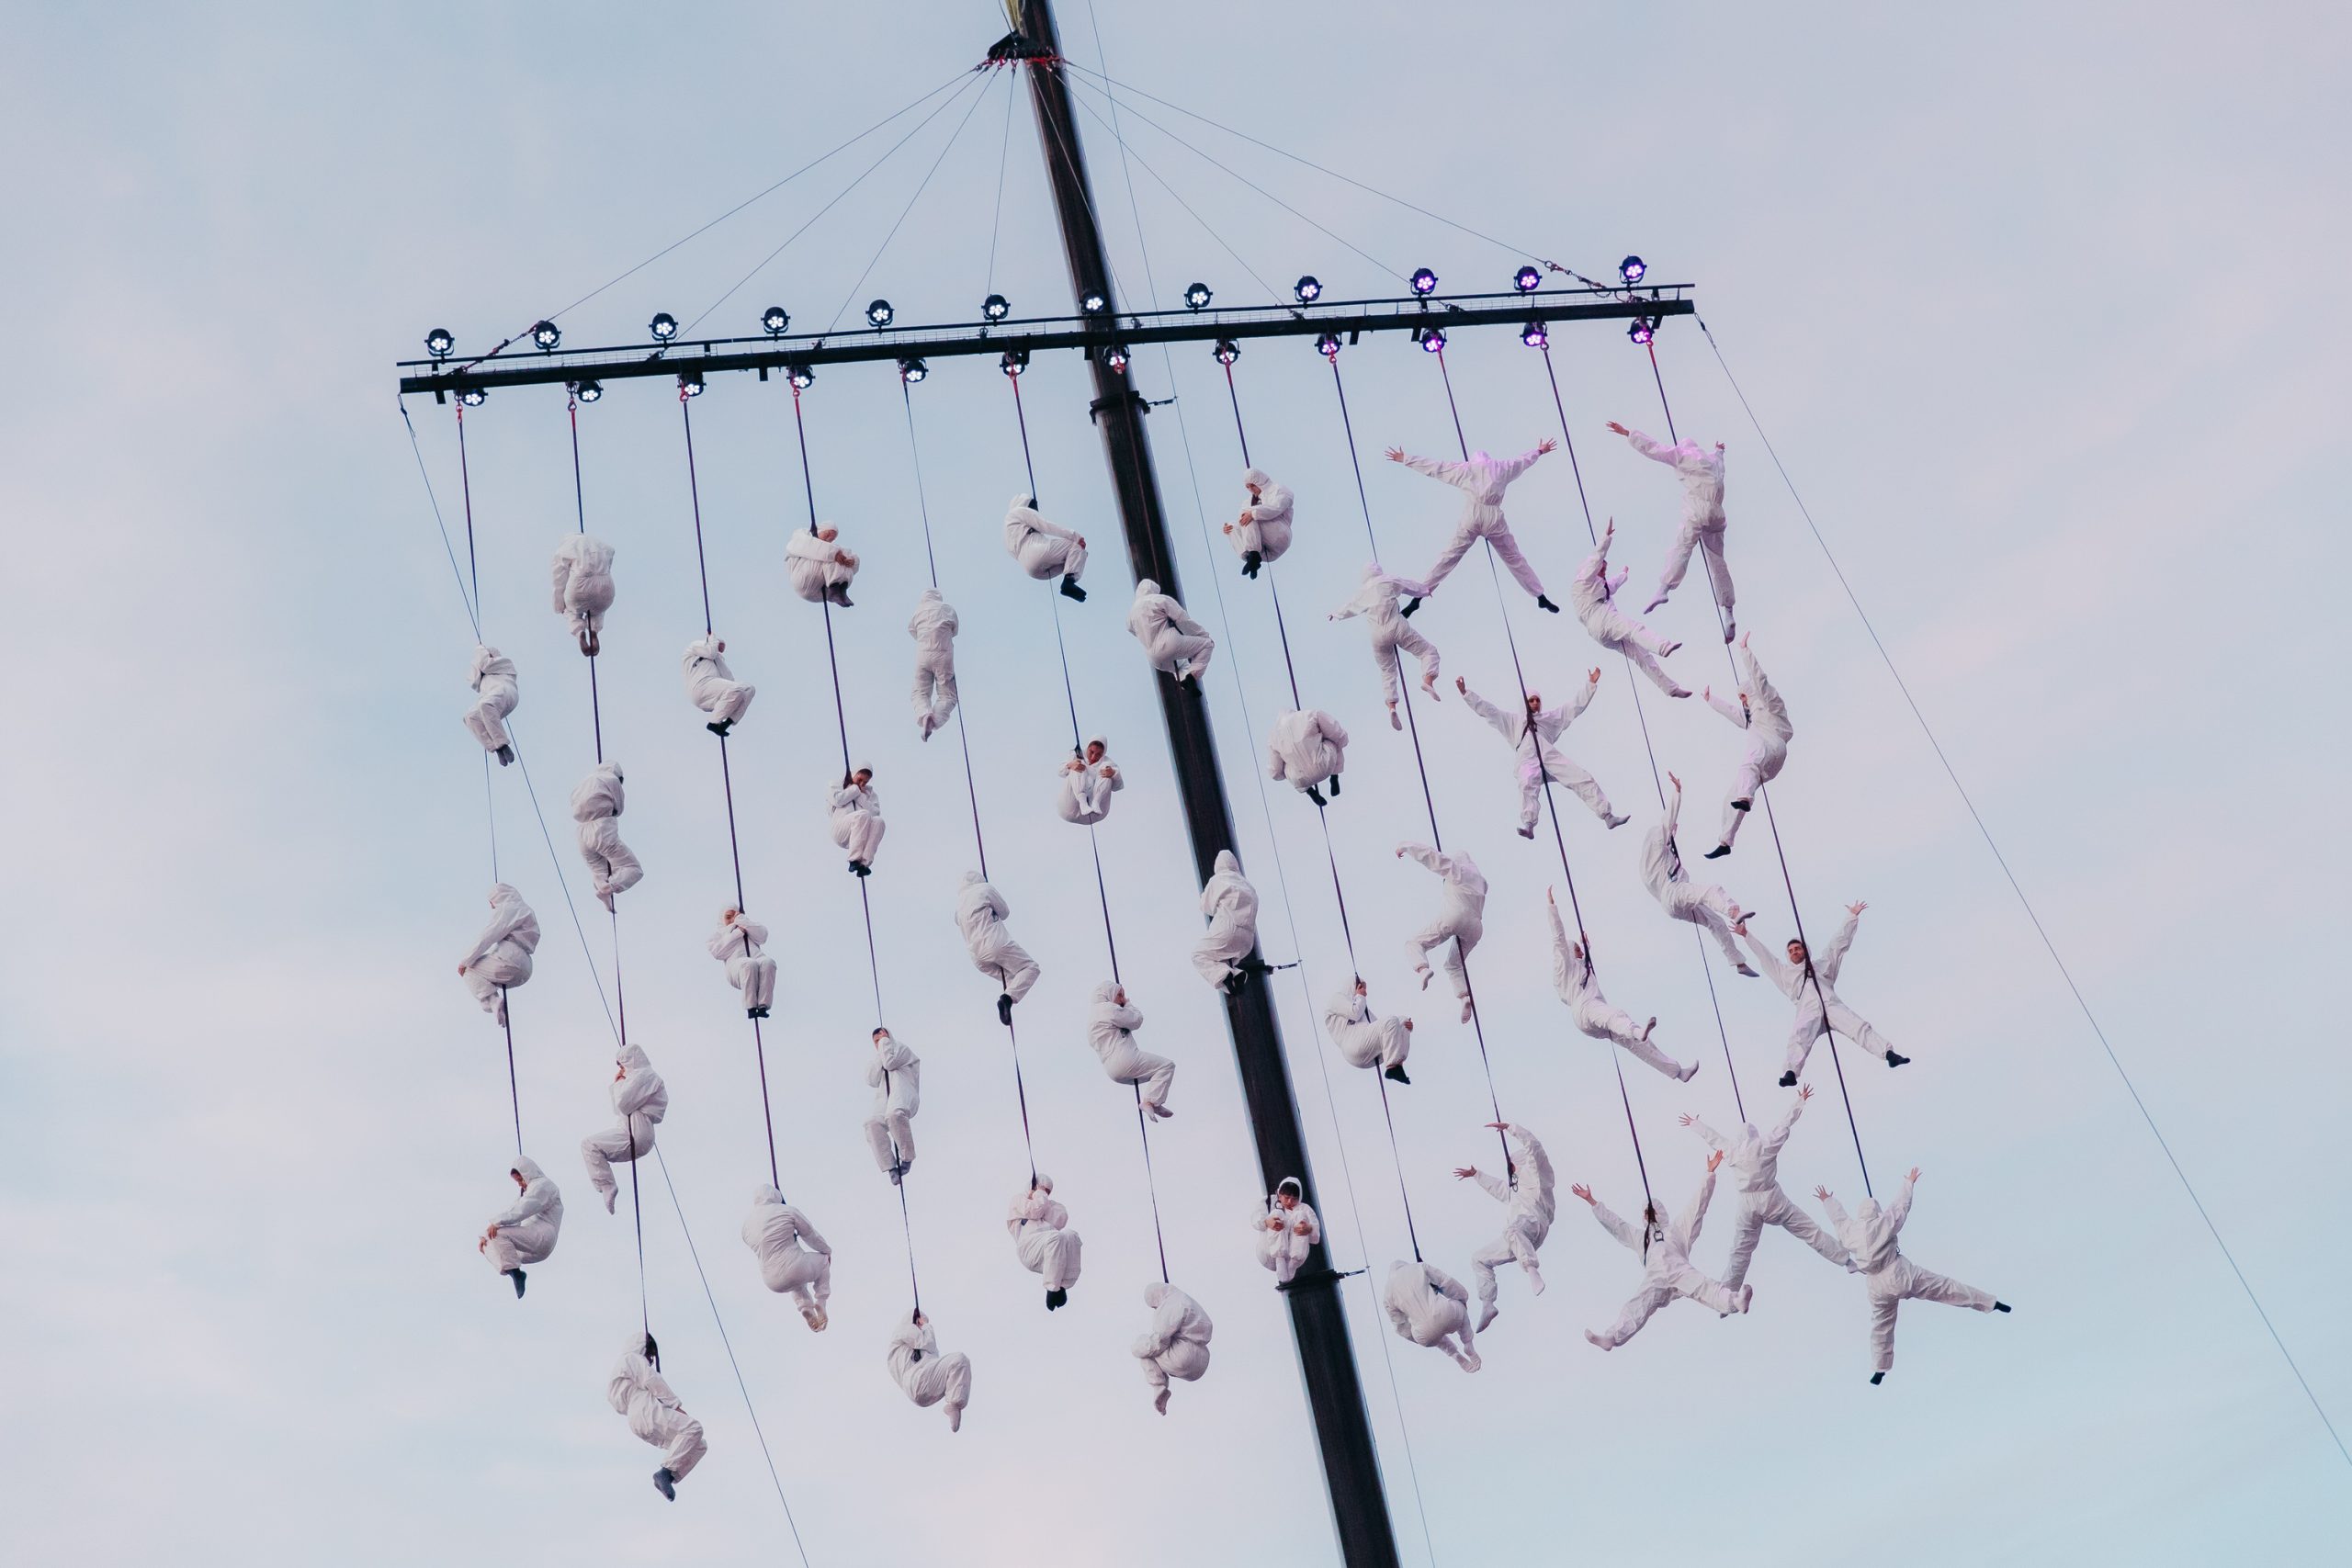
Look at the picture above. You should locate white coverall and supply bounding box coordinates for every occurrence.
[1703,640,1792,851]
[1466,1122,1556,1325]
[1330,562,1441,711]
[1192,850,1260,990]
[607,1344,707,1483]
[1384,1259,1480,1370]
[462,644,519,756]
[1004,495,1088,583]
[481,1156,564,1274]
[955,871,1040,1004]
[1007,1178,1083,1293]
[885,1317,973,1430]
[550,534,616,641]
[1396,447,1550,599]
[1586,1169,1748,1348]
[1641,790,1751,974]
[1399,842,1486,1007]
[1132,1281,1214,1408]
[1255,1195,1322,1286]
[1057,741,1123,825]
[1126,579,1216,682]
[682,636,755,727]
[1231,468,1295,565]
[1087,982,1175,1116]
[571,762,643,908]
[1548,899,1691,1081]
[863,1032,920,1177]
[1741,910,1895,1073]
[741,1185,832,1326]
[908,588,960,739]
[581,1043,668,1213]
[1688,1100,1850,1291]
[1460,678,1621,830]
[1323,986,1410,1075]
[1624,428,1735,625]
[829,774,887,868]
[1567,534,1689,698]
[459,883,540,1024]
[1824,1176,1998,1374]
[1266,708,1349,796]
[707,912,777,1016]
[785,525,857,604]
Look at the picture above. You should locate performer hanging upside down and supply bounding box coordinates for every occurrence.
[908,587,960,740]
[1547,888,1692,1081]
[1816,1168,2008,1382]
[1702,633,1792,859]
[609,1335,707,1500]
[707,907,776,1020]
[1323,977,1411,1084]
[1682,1085,1853,1292]
[955,870,1040,1025]
[1329,562,1441,729]
[786,521,858,607]
[1607,421,1736,640]
[681,634,754,737]
[1577,1151,1752,1350]
[1458,1120,1555,1329]
[741,1185,832,1331]
[581,1043,667,1214]
[1383,440,1562,610]
[461,644,518,765]
[550,533,616,656]
[1255,1177,1320,1286]
[1736,901,1909,1084]
[478,1156,562,1298]
[1003,493,1088,601]
[1126,579,1216,683]
[1087,981,1174,1118]
[1266,707,1349,805]
[571,761,641,911]
[1132,1281,1215,1413]
[863,1027,920,1184]
[458,883,539,1025]
[1007,1175,1082,1311]
[886,1312,973,1431]
[829,764,886,876]
[1567,522,1690,698]
[1057,737,1123,825]
[1643,774,1756,977]
[1458,671,1629,837]
[1192,850,1264,994]
[1226,467,1294,578]
[1397,841,1486,1023]
[1384,1258,1481,1371]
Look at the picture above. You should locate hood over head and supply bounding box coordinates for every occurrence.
[1275,1177,1304,1201]
[961,869,986,886]
[617,1043,653,1073]
[490,882,523,907]
[1085,734,1110,756]
[1471,448,1491,464]
[1363,560,1385,580]
[752,1183,784,1206]
[512,1156,547,1182]
[919,586,942,603]
[1854,1198,1883,1225]
[1213,849,1240,877]
[1009,492,1035,513]
[1031,1173,1054,1194]
[1143,1281,1172,1308]
[1090,979,1125,1006]
[1242,467,1272,490]
[1136,578,1160,598]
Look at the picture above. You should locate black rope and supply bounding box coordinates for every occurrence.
[497,993,522,1155]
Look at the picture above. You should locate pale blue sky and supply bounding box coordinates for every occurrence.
[3,2,2347,1563]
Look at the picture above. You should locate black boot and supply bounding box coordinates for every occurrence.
[1304,784,1326,807]
[997,993,1014,1026]
[1704,844,1732,859]
[1328,773,1341,796]
[1223,969,1247,997]
[1243,550,1262,578]
[505,1268,526,1299]
[1400,596,1421,618]
[652,1467,677,1501]
[1059,575,1088,603]
[1535,594,1561,614]
[850,860,871,877]
[707,718,733,738]
[1046,1287,1068,1311]
[494,744,515,766]
[1778,1070,1798,1088]
[1384,1064,1411,1085]
[1884,1050,1911,1068]
[1869,1371,1885,1386]
[1995,1301,2012,1313]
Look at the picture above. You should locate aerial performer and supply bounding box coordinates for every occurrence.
[1126,579,1216,683]
[1254,1177,1321,1287]
[1006,1175,1082,1311]
[863,1028,921,1184]
[1323,977,1411,1084]
[1003,493,1088,602]
[682,634,754,738]
[1396,840,1486,1023]
[1057,736,1123,825]
[549,533,616,656]
[1680,1086,1853,1291]
[571,761,641,911]
[461,643,518,765]
[1457,671,1629,837]
[1265,707,1349,805]
[1132,1282,1215,1413]
[1701,632,1792,859]
[1329,561,1441,728]
[1566,522,1690,698]
[458,883,539,1025]
[908,587,960,740]
[478,1155,563,1298]
[1192,850,1264,995]
[741,1185,832,1331]
[707,908,776,1020]
[1382,1259,1481,1371]
[581,1043,668,1214]
[1547,888,1694,1081]
[1382,438,1561,610]
[955,871,1040,1025]
[1644,774,1757,976]
[607,1335,707,1500]
[886,1312,973,1432]
[786,521,859,607]
[829,764,886,877]
[1087,981,1175,1119]
[1735,901,1910,1085]
[1456,1120,1555,1328]
[1606,421,1736,640]
[1226,467,1294,578]
[1815,1168,2009,1382]
[1576,1150,1752,1350]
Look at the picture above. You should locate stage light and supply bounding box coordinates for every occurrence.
[1419,328,1446,354]
[1513,265,1542,293]
[982,293,1011,321]
[424,327,454,358]
[1001,348,1029,377]
[1184,281,1213,310]
[1409,266,1439,296]
[649,311,678,342]
[761,305,790,336]
[1103,344,1131,374]
[1521,319,1549,349]
[678,372,705,398]
[1627,317,1655,345]
[458,387,488,406]
[899,357,929,384]
[1213,338,1239,365]
[1080,288,1108,313]
[571,380,603,403]
[1315,331,1341,357]
[788,364,816,389]
[1294,275,1322,304]
[1619,254,1646,285]
[530,320,560,352]
[865,299,895,328]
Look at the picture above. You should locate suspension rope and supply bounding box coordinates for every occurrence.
[821,66,1002,337]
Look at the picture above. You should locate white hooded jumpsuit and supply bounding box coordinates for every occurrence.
[1624,428,1734,623]
[1703,640,1792,850]
[707,911,777,1016]
[1641,790,1751,973]
[550,535,616,641]
[1741,909,1895,1073]
[1007,1177,1083,1293]
[1126,579,1216,681]
[1399,842,1486,1005]
[1587,1169,1748,1348]
[1255,1193,1322,1286]
[1266,708,1349,796]
[1057,740,1123,825]
[1329,563,1442,708]
[459,884,540,1023]
[482,1156,564,1274]
[1004,495,1088,582]
[1689,1100,1850,1291]
[1132,1282,1215,1404]
[1548,899,1692,1081]
[886,1317,972,1430]
[1460,678,1620,829]
[829,774,887,868]
[581,1043,668,1212]
[1467,1122,1556,1325]
[863,1032,920,1176]
[1823,1176,1998,1373]
[786,525,857,604]
[1232,468,1295,564]
[1396,447,1551,598]
[741,1185,832,1325]
[1087,982,1175,1116]
[682,636,755,727]
[571,762,642,907]
[1567,534,1689,698]
[908,588,960,739]
[462,645,519,756]
[1384,1259,1479,1370]
[1324,986,1410,1075]
[1192,850,1260,990]
[955,872,1040,1003]
[607,1344,707,1483]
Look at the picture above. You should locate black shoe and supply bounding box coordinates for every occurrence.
[1046,1287,1068,1311]
[707,719,733,738]
[1704,844,1731,859]
[1243,551,1262,578]
[1884,1050,1910,1068]
[505,1268,526,1299]
[1731,797,1752,812]
[828,585,854,608]
[1778,1070,1798,1088]
[850,860,871,877]
[1516,825,1535,840]
[1995,1301,2012,1313]
[652,1467,677,1501]
[1400,597,1421,618]
[1223,969,1247,996]
[1059,576,1087,603]
[997,993,1014,1026]
[1384,1064,1410,1085]
[888,1162,906,1186]
[494,744,515,766]
[1869,1371,1884,1386]
[1536,594,1561,614]
[1304,784,1326,807]
[1328,773,1340,796]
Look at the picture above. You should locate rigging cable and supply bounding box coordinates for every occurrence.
[821,66,1004,336]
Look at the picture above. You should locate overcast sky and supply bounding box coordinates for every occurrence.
[4,2,2347,1563]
